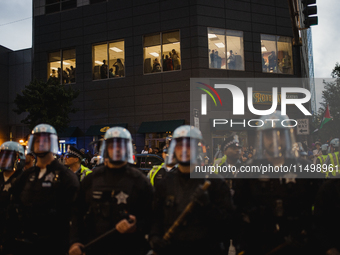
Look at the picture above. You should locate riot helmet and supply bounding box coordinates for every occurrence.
[321,144,329,155]
[27,124,59,157]
[255,111,298,160]
[330,138,339,151]
[100,127,134,165]
[0,141,25,171]
[166,125,203,166]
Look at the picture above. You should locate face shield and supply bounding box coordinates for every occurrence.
[256,128,297,160]
[27,133,59,156]
[166,138,200,166]
[101,138,133,164]
[0,150,16,171]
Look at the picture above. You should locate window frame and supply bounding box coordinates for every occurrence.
[47,48,76,84]
[261,34,294,75]
[143,30,182,75]
[45,0,77,14]
[207,27,245,71]
[92,39,126,81]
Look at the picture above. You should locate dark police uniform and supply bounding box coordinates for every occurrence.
[11,159,79,255]
[233,158,321,255]
[0,168,23,254]
[150,167,233,255]
[70,164,153,255]
[314,179,340,254]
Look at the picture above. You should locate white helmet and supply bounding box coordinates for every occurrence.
[330,138,339,148]
[99,127,134,164]
[27,124,59,157]
[166,125,203,166]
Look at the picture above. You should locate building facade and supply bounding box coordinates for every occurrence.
[2,0,314,155]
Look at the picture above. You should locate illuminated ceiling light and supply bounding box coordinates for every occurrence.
[173,42,180,44]
[110,47,123,52]
[214,42,225,48]
[57,61,71,65]
[261,46,268,52]
[95,60,104,65]
[167,37,178,42]
[208,33,217,38]
[51,67,58,70]
[149,52,159,57]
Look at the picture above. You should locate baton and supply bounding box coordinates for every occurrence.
[81,216,134,252]
[163,180,211,241]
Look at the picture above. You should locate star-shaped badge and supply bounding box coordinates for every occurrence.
[3,183,11,192]
[179,129,188,136]
[115,191,129,205]
[112,130,120,137]
[44,172,55,182]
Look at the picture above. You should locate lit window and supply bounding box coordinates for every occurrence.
[48,49,76,84]
[143,31,181,74]
[208,28,244,71]
[92,40,125,80]
[261,34,293,74]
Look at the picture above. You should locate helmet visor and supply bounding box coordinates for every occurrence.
[0,151,16,171]
[259,129,296,159]
[167,138,200,165]
[103,138,133,164]
[27,133,58,155]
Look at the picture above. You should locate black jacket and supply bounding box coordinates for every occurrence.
[70,163,153,255]
[11,159,79,254]
[150,167,233,254]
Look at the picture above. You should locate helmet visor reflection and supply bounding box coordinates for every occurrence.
[106,138,128,162]
[33,133,51,154]
[0,151,16,170]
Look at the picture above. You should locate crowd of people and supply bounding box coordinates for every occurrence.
[50,66,76,84]
[0,113,340,255]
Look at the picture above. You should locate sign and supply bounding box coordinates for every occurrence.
[297,119,309,135]
[194,117,200,129]
[253,91,298,105]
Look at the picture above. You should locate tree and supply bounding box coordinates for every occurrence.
[13,78,80,132]
[313,63,340,141]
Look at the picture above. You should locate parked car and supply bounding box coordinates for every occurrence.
[134,154,164,175]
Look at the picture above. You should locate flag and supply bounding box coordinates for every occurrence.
[313,105,332,133]
[319,105,332,129]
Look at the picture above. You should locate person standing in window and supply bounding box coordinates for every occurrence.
[166,54,173,71]
[227,50,236,70]
[268,51,277,72]
[172,49,180,70]
[215,51,222,69]
[113,59,124,77]
[210,50,215,68]
[100,60,108,79]
[152,58,161,72]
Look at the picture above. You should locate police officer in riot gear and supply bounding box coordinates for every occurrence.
[69,127,153,255]
[10,124,79,255]
[233,111,320,254]
[149,125,233,255]
[0,141,25,254]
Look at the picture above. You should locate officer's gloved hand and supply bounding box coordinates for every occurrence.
[192,185,210,206]
[68,242,84,255]
[150,236,171,254]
